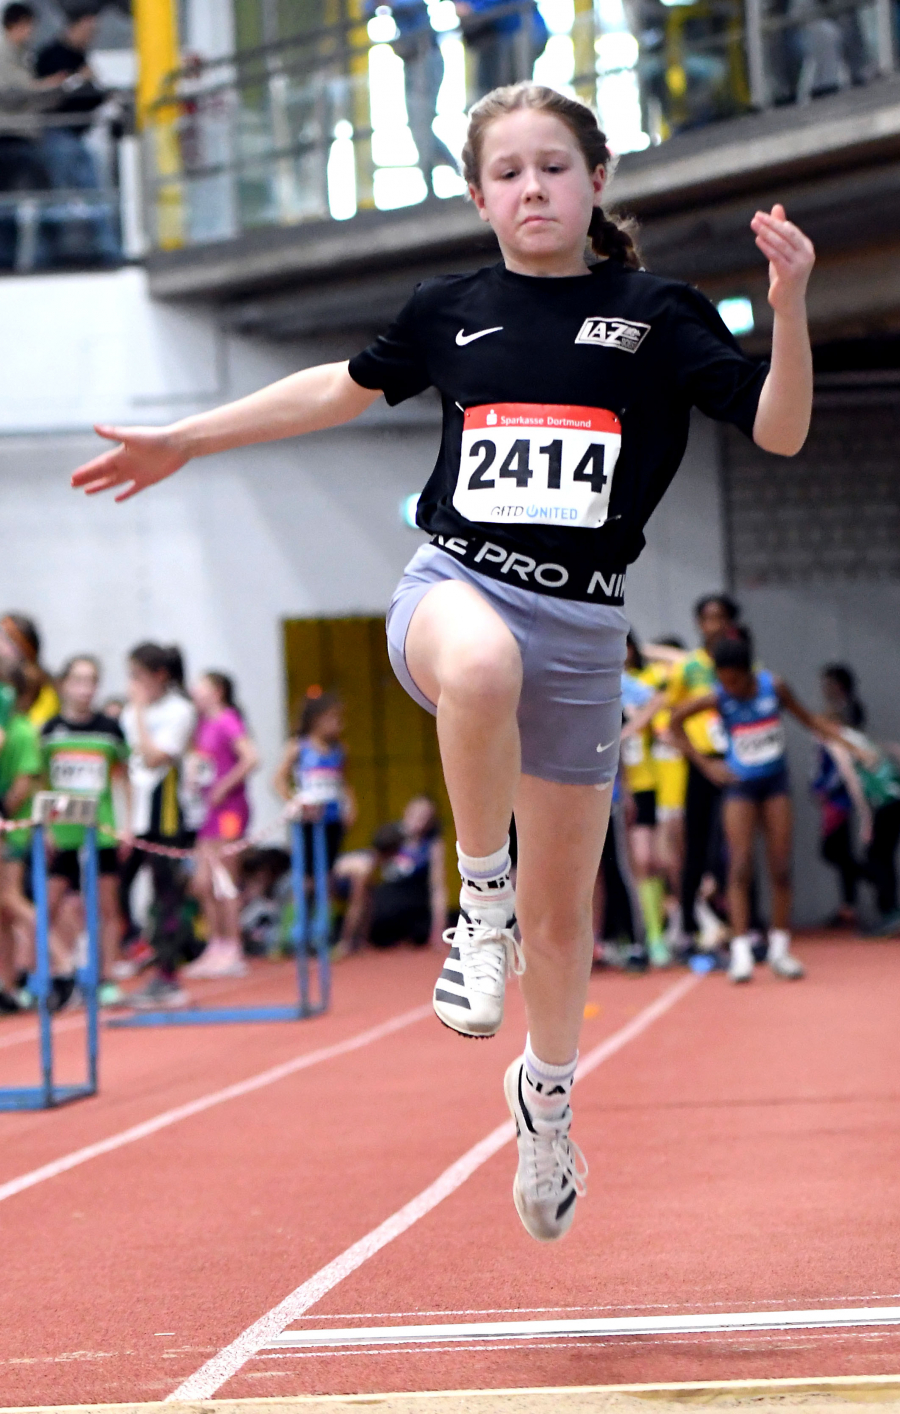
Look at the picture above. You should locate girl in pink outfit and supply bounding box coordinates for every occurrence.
[184,672,259,979]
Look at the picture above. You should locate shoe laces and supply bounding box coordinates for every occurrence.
[520,1109,588,1201]
[442,914,525,990]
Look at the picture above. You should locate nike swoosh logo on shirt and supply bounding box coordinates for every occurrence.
[455,326,503,346]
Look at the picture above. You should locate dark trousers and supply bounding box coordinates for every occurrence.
[681,761,724,934]
[601,805,643,943]
[119,838,195,976]
[866,801,900,916]
[821,819,859,907]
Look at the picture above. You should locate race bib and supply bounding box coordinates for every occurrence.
[731,716,785,768]
[300,766,343,807]
[49,751,107,795]
[453,403,621,528]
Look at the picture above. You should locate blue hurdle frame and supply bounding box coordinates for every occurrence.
[107,817,331,1028]
[0,823,101,1112]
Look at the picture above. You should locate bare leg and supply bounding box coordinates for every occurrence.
[405,581,522,857]
[515,776,612,1063]
[99,876,123,978]
[762,793,793,929]
[722,796,759,936]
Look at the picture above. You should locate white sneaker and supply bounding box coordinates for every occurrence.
[728,935,754,983]
[433,907,523,1038]
[504,1058,587,1242]
[767,930,805,979]
[770,953,805,979]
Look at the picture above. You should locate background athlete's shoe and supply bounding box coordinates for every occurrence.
[504,1058,587,1242]
[767,930,805,979]
[728,935,754,983]
[433,907,523,1038]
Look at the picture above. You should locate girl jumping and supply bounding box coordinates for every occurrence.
[71,82,815,1241]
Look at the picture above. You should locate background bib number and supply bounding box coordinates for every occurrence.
[454,403,621,529]
[49,751,107,794]
[732,717,785,768]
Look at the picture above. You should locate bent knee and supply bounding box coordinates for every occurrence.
[438,638,522,710]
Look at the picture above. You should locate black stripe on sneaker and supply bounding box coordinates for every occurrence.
[449,948,461,960]
[440,968,465,985]
[434,989,471,1010]
[517,1066,538,1135]
[556,1187,577,1220]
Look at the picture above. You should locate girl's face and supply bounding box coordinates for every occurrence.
[470,110,604,275]
[697,602,734,649]
[62,660,98,716]
[717,666,754,699]
[192,675,221,716]
[313,706,344,742]
[822,674,849,719]
[128,662,167,704]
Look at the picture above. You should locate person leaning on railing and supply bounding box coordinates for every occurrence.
[0,3,68,176]
[0,1,69,268]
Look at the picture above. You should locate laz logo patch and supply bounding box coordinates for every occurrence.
[575,317,650,354]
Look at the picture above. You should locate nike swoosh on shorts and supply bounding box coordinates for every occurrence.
[455,326,503,346]
[596,740,617,753]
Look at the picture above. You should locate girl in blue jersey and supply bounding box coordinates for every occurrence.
[72,83,816,1242]
[273,692,356,879]
[670,637,843,983]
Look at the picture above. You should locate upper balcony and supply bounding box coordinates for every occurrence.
[135,0,900,343]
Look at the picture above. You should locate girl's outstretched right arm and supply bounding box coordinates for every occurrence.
[71,362,380,503]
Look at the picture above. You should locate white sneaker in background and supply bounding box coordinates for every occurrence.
[768,929,805,979]
[504,1057,586,1242]
[432,907,523,1038]
[728,935,755,983]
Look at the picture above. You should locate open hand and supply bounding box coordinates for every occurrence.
[750,203,815,313]
[71,424,187,503]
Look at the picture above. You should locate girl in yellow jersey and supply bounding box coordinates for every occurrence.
[622,634,670,965]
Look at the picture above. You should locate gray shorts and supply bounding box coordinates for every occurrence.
[386,544,627,786]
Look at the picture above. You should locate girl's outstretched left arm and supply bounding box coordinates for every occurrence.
[776,680,842,741]
[750,204,815,456]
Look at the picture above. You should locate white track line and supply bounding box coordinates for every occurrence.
[0,1004,431,1204]
[167,974,698,1402]
[265,1306,900,1349]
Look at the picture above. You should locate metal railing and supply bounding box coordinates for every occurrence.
[0,107,129,273]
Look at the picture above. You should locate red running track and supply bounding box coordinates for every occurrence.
[2,937,900,1406]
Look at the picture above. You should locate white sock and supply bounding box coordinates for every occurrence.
[768,928,791,961]
[730,934,754,961]
[523,1036,577,1121]
[457,838,515,922]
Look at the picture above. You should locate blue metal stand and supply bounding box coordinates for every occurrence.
[108,817,332,1028]
[0,822,101,1111]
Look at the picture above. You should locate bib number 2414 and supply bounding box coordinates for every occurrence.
[453,403,622,529]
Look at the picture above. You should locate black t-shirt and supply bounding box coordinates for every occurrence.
[35,41,106,118]
[348,261,767,603]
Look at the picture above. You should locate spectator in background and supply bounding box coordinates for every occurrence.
[368,796,446,948]
[371,0,458,193]
[455,0,547,101]
[0,613,60,725]
[119,642,197,1010]
[183,671,259,980]
[0,2,66,268]
[35,0,120,263]
[811,663,869,927]
[0,662,42,1011]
